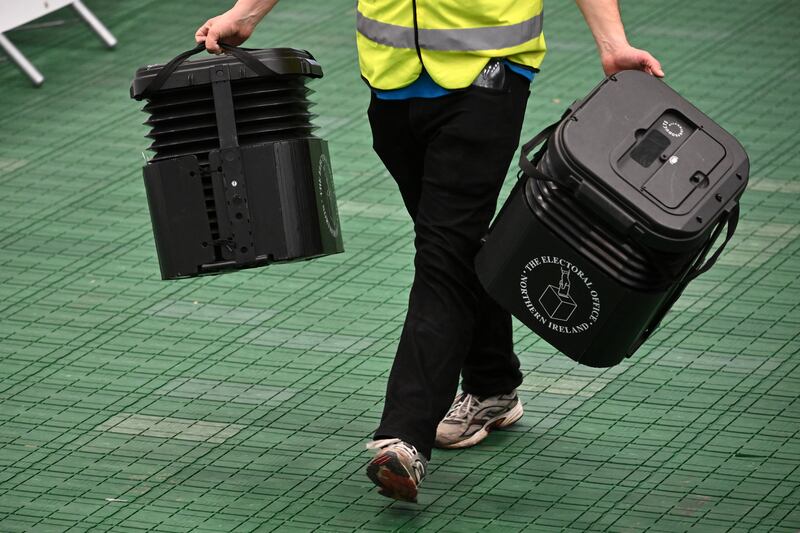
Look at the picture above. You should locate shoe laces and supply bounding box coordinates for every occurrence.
[366,437,402,451]
[366,438,417,460]
[443,392,481,422]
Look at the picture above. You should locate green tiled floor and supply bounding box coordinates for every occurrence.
[1,0,798,531]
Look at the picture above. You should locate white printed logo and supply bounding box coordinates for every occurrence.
[520,256,600,335]
[317,154,339,238]
[662,120,684,138]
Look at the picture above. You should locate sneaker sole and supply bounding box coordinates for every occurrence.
[435,400,524,449]
[366,451,419,503]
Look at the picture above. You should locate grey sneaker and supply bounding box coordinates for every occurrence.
[435,391,523,449]
[366,438,427,503]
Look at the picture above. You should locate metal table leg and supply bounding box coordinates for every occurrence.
[71,0,117,48]
[0,33,44,86]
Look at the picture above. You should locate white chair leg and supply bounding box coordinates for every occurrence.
[70,0,117,48]
[0,33,44,86]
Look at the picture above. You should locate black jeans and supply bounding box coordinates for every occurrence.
[368,73,530,459]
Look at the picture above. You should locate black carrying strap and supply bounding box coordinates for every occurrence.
[632,204,741,352]
[139,42,278,98]
[218,42,277,77]
[686,203,740,281]
[518,120,561,184]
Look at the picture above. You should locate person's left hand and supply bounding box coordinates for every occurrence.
[600,44,664,77]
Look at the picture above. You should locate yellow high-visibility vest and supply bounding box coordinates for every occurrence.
[356,0,546,90]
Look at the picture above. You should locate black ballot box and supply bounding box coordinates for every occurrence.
[476,70,749,367]
[130,43,343,279]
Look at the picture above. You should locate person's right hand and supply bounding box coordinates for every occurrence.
[195,9,256,54]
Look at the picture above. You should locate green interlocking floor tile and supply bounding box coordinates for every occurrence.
[1,0,799,531]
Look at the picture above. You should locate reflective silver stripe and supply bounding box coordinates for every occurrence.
[356,10,543,52]
[357,11,417,49]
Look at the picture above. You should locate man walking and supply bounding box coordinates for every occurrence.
[196,0,663,503]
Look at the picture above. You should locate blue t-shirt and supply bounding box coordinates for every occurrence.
[373,60,535,100]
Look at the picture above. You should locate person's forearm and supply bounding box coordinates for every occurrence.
[230,0,280,29]
[574,0,629,56]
